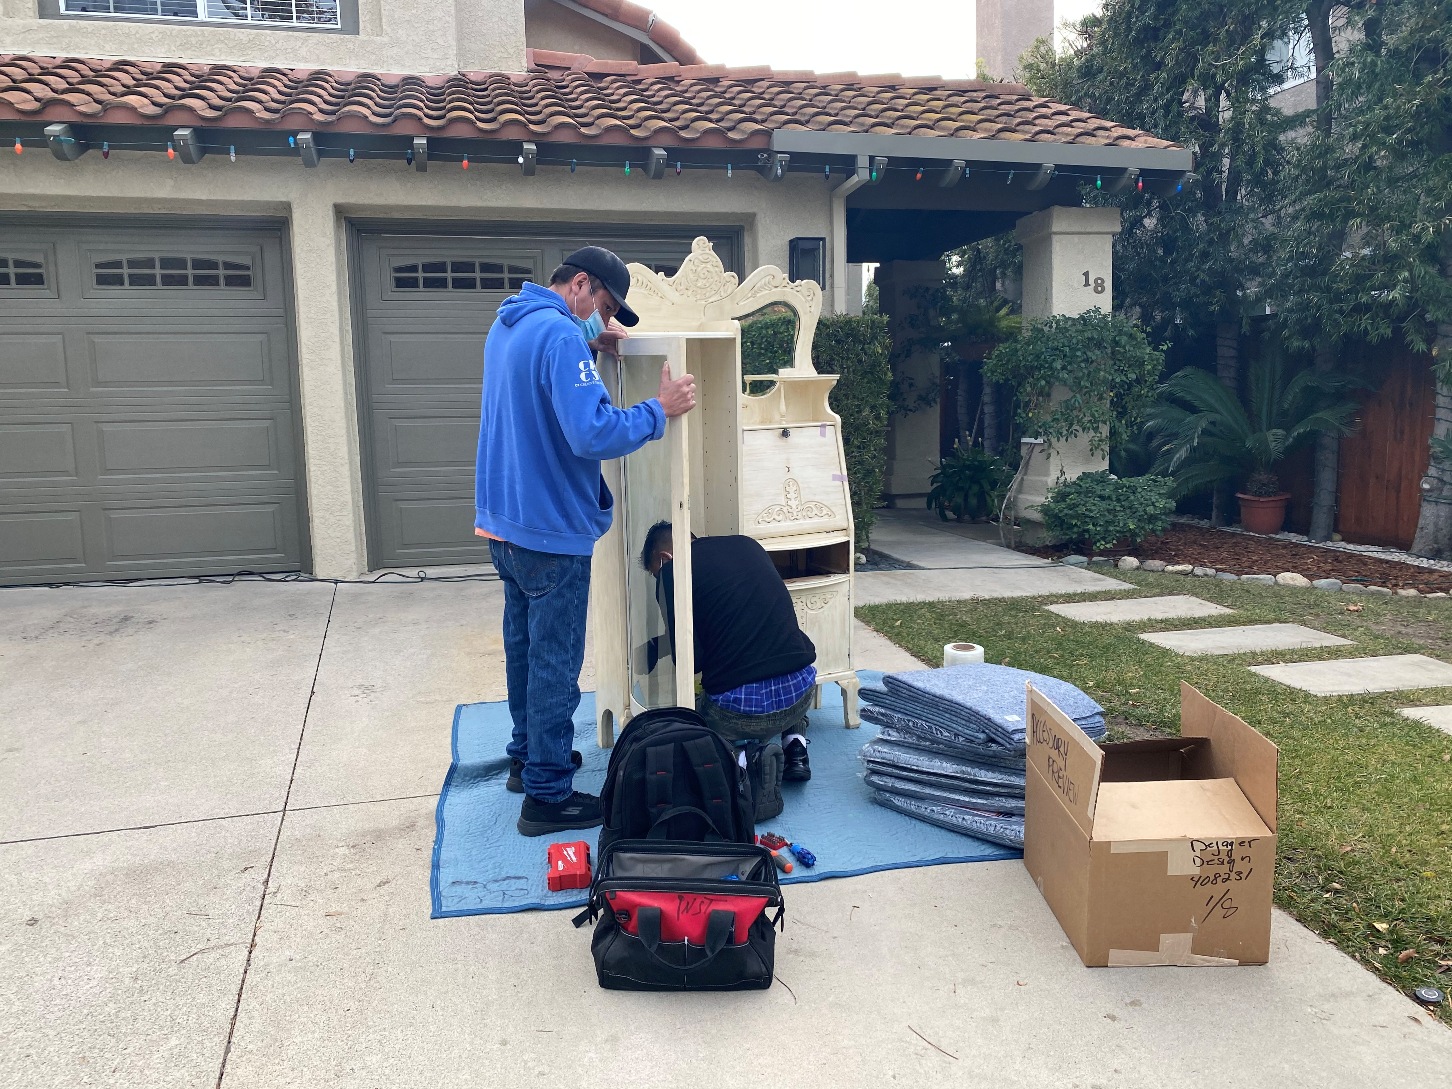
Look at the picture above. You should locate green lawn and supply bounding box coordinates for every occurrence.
[859,571,1452,1015]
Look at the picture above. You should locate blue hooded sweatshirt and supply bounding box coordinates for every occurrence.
[474,283,665,555]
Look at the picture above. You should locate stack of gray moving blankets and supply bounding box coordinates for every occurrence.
[860,664,1107,849]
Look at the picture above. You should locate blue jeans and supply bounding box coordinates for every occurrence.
[490,540,592,803]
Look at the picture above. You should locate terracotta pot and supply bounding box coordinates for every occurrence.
[1236,492,1292,535]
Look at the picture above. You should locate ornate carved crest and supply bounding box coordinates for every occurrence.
[756,477,834,526]
[624,237,823,375]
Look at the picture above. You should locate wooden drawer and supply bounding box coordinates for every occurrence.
[786,573,852,675]
[740,425,850,541]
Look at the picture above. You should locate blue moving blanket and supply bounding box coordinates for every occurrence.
[879,664,1105,748]
[430,672,1020,918]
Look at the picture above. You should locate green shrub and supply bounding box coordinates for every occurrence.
[814,315,893,547]
[1039,470,1174,552]
[741,311,797,376]
[983,308,1165,457]
[927,445,1011,522]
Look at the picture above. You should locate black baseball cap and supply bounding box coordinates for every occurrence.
[562,245,640,327]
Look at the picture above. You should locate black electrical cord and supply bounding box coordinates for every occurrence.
[6,568,501,590]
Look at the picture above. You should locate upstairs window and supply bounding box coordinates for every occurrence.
[56,1,342,28]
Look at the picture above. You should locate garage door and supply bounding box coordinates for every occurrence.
[0,221,304,584]
[356,228,739,568]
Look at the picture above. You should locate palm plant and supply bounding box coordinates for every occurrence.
[1146,352,1359,498]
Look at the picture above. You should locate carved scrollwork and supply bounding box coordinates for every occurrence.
[791,589,840,627]
[623,237,823,373]
[756,477,834,526]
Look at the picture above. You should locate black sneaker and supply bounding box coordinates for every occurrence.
[506,750,583,793]
[517,791,604,837]
[783,737,811,782]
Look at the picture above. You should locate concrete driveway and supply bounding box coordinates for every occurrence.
[2,571,1448,1088]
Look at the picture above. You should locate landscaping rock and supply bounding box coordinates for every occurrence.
[1276,572,1312,588]
[1397,588,1421,597]
[1088,556,1115,567]
[1312,578,1343,591]
[1141,559,1168,572]
[1192,566,1217,577]
[1165,564,1194,575]
[1241,574,1276,585]
[1216,572,1239,580]
[1061,555,1089,567]
[1342,583,1368,594]
[1117,556,1142,571]
[1427,592,1449,599]
[1365,585,1393,596]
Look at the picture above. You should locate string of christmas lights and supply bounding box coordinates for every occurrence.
[7,130,1191,194]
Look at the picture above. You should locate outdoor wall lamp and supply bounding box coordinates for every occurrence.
[789,237,826,288]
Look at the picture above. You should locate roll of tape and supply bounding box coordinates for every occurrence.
[943,642,985,667]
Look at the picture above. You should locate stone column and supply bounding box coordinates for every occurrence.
[877,258,947,501]
[288,196,370,578]
[1012,206,1121,534]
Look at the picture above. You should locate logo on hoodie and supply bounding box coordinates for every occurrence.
[576,358,601,387]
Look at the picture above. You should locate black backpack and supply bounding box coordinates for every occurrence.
[597,706,755,855]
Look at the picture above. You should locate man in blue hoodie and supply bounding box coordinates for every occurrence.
[475,246,696,837]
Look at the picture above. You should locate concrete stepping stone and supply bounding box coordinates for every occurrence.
[1140,623,1352,656]
[1251,654,1452,695]
[1045,595,1232,623]
[1397,706,1452,738]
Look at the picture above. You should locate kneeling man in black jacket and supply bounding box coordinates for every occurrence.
[641,522,815,781]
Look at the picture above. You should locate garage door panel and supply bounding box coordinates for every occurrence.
[0,221,303,584]
[0,509,87,571]
[104,500,292,563]
[366,327,490,396]
[97,416,288,477]
[374,491,485,567]
[0,423,79,481]
[0,333,69,392]
[371,409,479,482]
[88,329,281,394]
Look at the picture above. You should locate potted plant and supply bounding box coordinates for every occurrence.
[1236,470,1292,534]
[927,444,1010,522]
[1146,351,1358,535]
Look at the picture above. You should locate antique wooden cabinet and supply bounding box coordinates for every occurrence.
[591,238,860,746]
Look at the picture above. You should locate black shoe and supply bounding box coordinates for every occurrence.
[783,737,811,782]
[517,791,604,837]
[506,750,583,793]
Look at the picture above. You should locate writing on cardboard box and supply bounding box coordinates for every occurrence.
[1030,709,1079,807]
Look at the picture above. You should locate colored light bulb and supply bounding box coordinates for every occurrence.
[462,155,469,170]
[348,148,355,163]
[229,145,236,162]
[101,141,110,159]
[570,159,577,173]
[167,142,176,160]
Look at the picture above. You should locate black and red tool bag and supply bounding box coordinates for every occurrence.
[572,839,784,991]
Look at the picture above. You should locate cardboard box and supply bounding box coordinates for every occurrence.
[1023,682,1279,967]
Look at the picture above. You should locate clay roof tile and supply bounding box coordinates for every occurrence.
[0,54,1178,154]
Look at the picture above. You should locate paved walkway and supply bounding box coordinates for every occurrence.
[3,527,1448,1088]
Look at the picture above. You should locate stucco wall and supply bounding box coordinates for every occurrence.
[524,0,638,61]
[0,148,832,575]
[0,0,526,73]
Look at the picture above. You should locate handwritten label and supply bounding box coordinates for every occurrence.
[1188,839,1260,889]
[1031,710,1078,806]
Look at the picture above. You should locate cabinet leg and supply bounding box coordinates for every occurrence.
[812,684,823,710]
[839,676,861,728]
[597,708,615,750]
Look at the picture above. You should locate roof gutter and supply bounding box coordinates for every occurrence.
[830,156,870,315]
[771,129,1194,173]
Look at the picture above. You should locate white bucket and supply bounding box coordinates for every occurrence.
[943,642,985,667]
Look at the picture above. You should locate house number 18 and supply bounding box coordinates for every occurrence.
[1082,271,1106,294]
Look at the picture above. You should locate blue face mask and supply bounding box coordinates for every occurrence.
[575,310,605,342]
